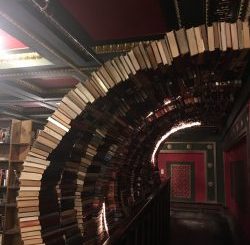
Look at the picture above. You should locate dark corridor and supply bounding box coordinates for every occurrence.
[170,210,235,245]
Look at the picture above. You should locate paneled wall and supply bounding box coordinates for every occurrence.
[158,141,217,203]
[223,100,250,242]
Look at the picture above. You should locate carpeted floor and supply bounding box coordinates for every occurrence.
[170,211,234,245]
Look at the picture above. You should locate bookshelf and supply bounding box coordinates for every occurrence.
[0,119,33,245]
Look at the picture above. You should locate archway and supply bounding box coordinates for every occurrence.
[17,22,249,244]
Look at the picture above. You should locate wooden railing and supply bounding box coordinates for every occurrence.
[103,180,170,245]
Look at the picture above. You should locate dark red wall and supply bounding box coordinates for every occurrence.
[158,152,206,202]
[223,100,250,243]
[224,138,250,241]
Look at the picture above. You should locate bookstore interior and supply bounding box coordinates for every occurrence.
[0,0,250,245]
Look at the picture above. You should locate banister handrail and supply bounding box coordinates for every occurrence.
[103,179,170,245]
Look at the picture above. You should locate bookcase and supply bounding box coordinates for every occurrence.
[0,119,33,245]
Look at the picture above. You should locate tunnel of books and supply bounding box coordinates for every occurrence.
[17,22,250,244]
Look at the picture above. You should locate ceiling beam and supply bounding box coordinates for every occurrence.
[0,98,61,105]
[0,108,44,124]
[28,114,51,118]
[0,67,96,82]
[0,82,57,111]
[0,1,97,77]
[15,80,71,97]
[26,0,103,65]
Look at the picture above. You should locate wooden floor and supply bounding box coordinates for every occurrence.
[170,211,235,245]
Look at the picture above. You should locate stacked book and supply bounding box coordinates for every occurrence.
[17,21,249,245]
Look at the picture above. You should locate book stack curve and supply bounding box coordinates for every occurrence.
[17,21,249,245]
[146,96,202,123]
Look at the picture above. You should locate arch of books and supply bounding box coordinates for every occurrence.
[18,22,249,245]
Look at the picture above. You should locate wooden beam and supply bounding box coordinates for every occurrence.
[0,68,94,82]
[27,0,103,65]
[0,108,44,124]
[0,82,57,111]
[0,0,101,69]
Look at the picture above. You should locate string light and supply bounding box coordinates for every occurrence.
[151,121,201,165]
[163,99,172,105]
[146,111,154,118]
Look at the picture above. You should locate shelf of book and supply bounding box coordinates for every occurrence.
[0,119,33,245]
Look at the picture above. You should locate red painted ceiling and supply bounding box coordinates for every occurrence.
[29,77,79,89]
[0,28,28,51]
[59,0,167,41]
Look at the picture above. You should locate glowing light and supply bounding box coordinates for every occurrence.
[151,121,201,164]
[146,111,153,118]
[47,117,69,132]
[102,202,109,235]
[164,99,171,105]
[0,51,52,69]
